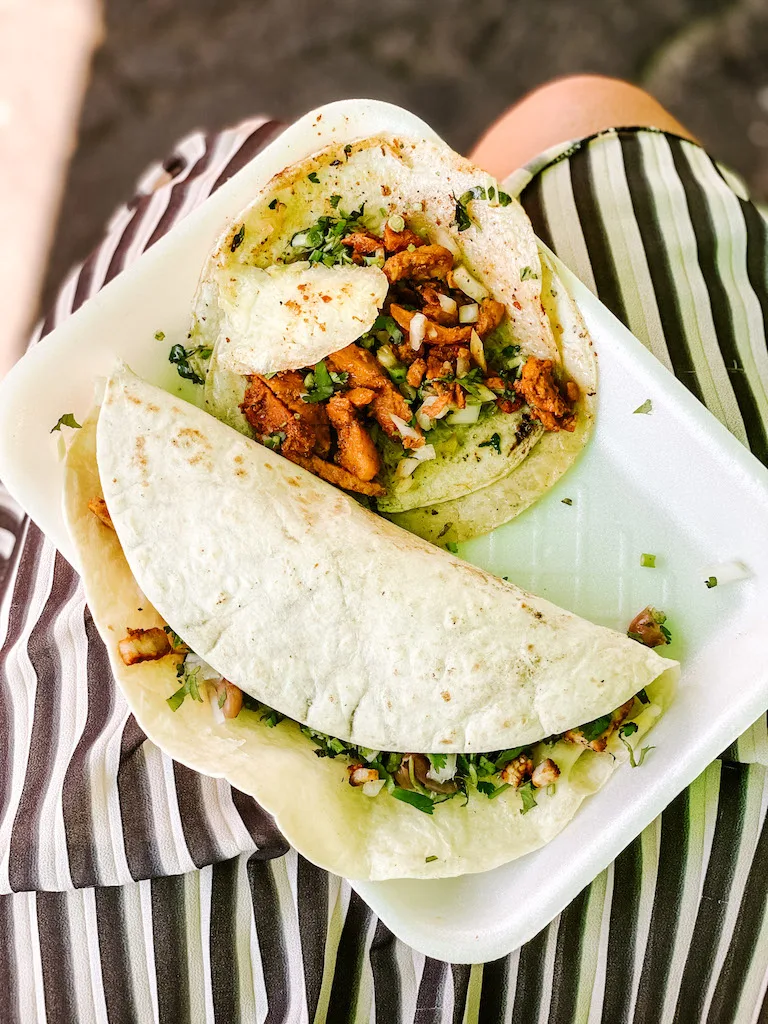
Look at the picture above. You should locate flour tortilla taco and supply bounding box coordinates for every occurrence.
[187,132,596,544]
[62,368,676,881]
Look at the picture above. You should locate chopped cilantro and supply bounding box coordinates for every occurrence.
[50,413,82,433]
[660,623,672,642]
[391,788,434,815]
[168,343,212,385]
[488,186,496,201]
[453,197,472,232]
[446,542,459,554]
[637,688,650,704]
[640,553,656,568]
[344,144,352,158]
[561,498,573,506]
[162,625,186,650]
[425,855,438,863]
[498,190,512,206]
[308,172,320,184]
[230,224,245,251]
[458,185,487,206]
[476,780,496,797]
[330,194,342,208]
[261,709,285,728]
[501,344,521,359]
[167,663,204,712]
[518,782,538,814]
[287,207,366,268]
[520,266,538,281]
[706,576,718,588]
[302,360,348,403]
[268,198,278,210]
[479,432,501,454]
[427,753,447,772]
[633,399,653,415]
[619,723,654,767]
[154,330,165,341]
[579,714,613,742]
[218,688,227,709]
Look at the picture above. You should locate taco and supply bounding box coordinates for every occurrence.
[188,133,596,544]
[62,367,677,880]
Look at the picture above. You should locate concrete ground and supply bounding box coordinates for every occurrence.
[43,0,768,307]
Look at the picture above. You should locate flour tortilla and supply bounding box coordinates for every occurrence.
[64,409,674,880]
[91,366,676,756]
[194,132,596,534]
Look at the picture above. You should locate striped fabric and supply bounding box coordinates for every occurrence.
[1,121,768,1022]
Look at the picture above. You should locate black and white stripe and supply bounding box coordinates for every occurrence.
[2,122,768,1021]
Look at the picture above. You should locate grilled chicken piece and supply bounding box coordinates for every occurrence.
[383,244,454,284]
[499,752,534,788]
[531,759,560,788]
[241,376,318,457]
[288,452,386,497]
[118,627,172,666]
[564,699,635,753]
[406,359,426,387]
[326,394,382,482]
[342,232,381,256]
[426,345,462,380]
[261,370,331,455]
[513,357,577,432]
[421,303,458,326]
[345,387,375,407]
[348,765,380,786]
[327,344,422,446]
[213,679,244,719]
[390,303,471,346]
[88,496,114,530]
[383,223,424,254]
[475,298,506,336]
[628,606,670,648]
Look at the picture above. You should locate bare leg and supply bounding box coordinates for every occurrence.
[469,74,697,181]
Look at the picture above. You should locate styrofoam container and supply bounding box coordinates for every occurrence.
[1,100,767,964]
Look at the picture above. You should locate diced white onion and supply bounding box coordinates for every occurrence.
[411,443,436,463]
[416,410,433,431]
[184,652,224,682]
[390,413,422,443]
[362,778,386,797]
[395,457,421,479]
[470,328,487,372]
[456,351,471,376]
[409,312,427,349]
[437,293,457,315]
[701,560,751,586]
[418,396,451,423]
[376,344,398,369]
[291,231,309,248]
[450,265,489,302]
[427,753,457,784]
[458,303,479,324]
[447,405,481,425]
[388,214,405,233]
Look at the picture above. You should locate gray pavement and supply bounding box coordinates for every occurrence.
[44,0,768,305]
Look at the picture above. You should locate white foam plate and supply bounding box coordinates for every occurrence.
[1,100,767,965]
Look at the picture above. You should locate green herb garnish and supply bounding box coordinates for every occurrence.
[579,714,613,742]
[344,144,352,158]
[162,625,186,650]
[640,553,656,568]
[167,663,204,712]
[168,343,212,385]
[218,688,227,709]
[268,198,278,210]
[425,855,438,863]
[302,360,348,403]
[479,432,501,454]
[154,330,165,341]
[446,542,459,554]
[50,413,82,433]
[520,266,538,281]
[498,190,512,206]
[308,171,320,184]
[706,576,718,588]
[454,198,472,232]
[287,207,366,268]
[262,432,285,451]
[518,782,537,814]
[230,224,245,252]
[330,194,342,208]
[561,498,573,506]
[391,788,434,815]
[637,688,650,704]
[619,722,654,767]
[633,399,653,415]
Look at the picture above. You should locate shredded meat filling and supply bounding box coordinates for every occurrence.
[241,376,319,457]
[564,699,635,753]
[383,223,425,254]
[326,394,382,482]
[513,357,577,432]
[287,452,386,497]
[383,244,454,284]
[260,370,332,455]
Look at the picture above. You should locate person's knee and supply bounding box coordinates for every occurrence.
[470,74,694,180]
